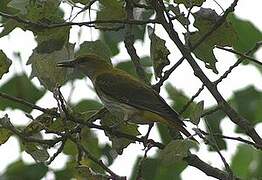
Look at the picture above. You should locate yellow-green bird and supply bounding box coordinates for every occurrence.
[57,54,195,140]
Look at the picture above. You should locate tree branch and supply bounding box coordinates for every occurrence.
[196,127,234,178]
[179,84,205,115]
[0,91,53,115]
[198,128,262,149]
[0,94,242,179]
[151,0,262,146]
[0,115,62,147]
[153,0,240,91]
[70,136,126,180]
[185,154,235,180]
[180,41,262,116]
[71,116,235,180]
[123,0,149,83]
[215,45,262,66]
[0,11,161,29]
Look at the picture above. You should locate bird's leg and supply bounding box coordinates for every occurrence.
[142,123,154,148]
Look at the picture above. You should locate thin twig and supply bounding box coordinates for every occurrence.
[212,0,225,13]
[195,128,234,179]
[153,0,240,90]
[70,0,97,21]
[136,144,151,179]
[46,139,67,165]
[70,136,126,180]
[0,91,53,115]
[152,0,262,146]
[179,84,205,115]
[215,45,262,66]
[152,57,185,92]
[0,115,61,147]
[215,41,262,85]
[201,106,221,117]
[71,114,234,179]
[191,0,239,50]
[0,11,162,29]
[199,129,262,149]
[124,0,149,83]
[183,41,262,115]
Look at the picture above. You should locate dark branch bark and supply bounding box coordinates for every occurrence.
[123,0,149,83]
[150,0,262,147]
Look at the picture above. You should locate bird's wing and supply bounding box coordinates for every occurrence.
[94,71,185,126]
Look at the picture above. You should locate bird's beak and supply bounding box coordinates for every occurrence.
[57,59,77,68]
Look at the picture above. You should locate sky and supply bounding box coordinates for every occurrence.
[0,0,261,179]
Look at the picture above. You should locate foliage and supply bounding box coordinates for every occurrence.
[0,0,261,179]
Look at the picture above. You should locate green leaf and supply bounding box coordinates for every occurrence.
[96,0,126,28]
[0,74,45,112]
[230,86,262,133]
[24,1,66,53]
[76,40,112,65]
[0,19,23,38]
[54,159,76,180]
[55,168,74,180]
[63,139,78,156]
[168,5,190,27]
[229,14,262,56]
[157,123,173,144]
[22,113,54,136]
[72,99,103,112]
[231,144,262,179]
[35,26,70,53]
[48,118,76,132]
[1,0,62,38]
[24,0,62,23]
[79,128,104,173]
[7,0,29,15]
[165,83,197,119]
[190,100,204,125]
[0,50,12,79]
[0,0,18,13]
[148,26,170,79]
[4,0,63,35]
[101,144,116,166]
[63,127,103,173]
[115,57,152,80]
[130,157,187,180]
[24,142,50,162]
[100,31,123,56]
[228,14,262,72]
[204,109,226,151]
[159,139,198,166]
[174,0,206,8]
[100,111,140,154]
[4,160,48,180]
[73,110,99,123]
[99,8,153,56]
[189,8,237,73]
[0,127,13,145]
[76,165,107,180]
[27,43,75,91]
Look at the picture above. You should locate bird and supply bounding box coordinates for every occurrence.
[57,54,196,141]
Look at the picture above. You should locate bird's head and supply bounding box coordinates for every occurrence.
[57,54,112,79]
